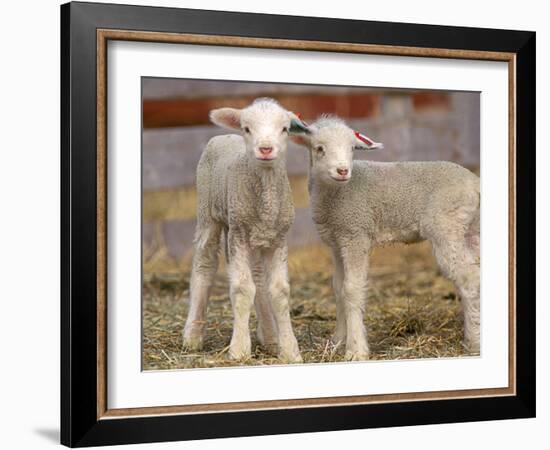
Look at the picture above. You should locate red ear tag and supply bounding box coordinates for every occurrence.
[295,112,309,126]
[354,131,375,146]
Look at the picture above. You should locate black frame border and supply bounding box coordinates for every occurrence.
[61,2,536,447]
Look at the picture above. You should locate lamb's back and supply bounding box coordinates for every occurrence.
[315,160,479,246]
[196,134,248,224]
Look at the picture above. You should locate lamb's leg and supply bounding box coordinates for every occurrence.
[182,222,221,350]
[465,205,480,262]
[228,242,256,360]
[331,249,346,349]
[340,242,370,361]
[252,256,278,354]
[265,244,302,363]
[432,238,480,354]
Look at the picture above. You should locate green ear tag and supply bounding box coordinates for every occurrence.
[289,118,311,134]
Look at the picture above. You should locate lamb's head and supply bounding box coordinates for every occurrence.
[291,116,383,185]
[210,98,310,168]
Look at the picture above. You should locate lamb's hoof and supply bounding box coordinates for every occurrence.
[228,349,252,361]
[345,349,370,361]
[228,340,252,361]
[182,334,203,351]
[279,350,303,364]
[463,339,480,355]
[278,338,302,363]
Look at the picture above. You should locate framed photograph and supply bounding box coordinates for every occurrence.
[61,1,535,447]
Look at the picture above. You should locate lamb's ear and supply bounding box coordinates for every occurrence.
[209,107,242,130]
[353,131,384,151]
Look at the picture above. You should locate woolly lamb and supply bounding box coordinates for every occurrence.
[182,98,309,362]
[289,116,480,360]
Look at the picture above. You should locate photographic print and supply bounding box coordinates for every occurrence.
[141,78,481,370]
[62,3,534,445]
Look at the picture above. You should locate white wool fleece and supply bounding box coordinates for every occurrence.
[288,116,480,360]
[183,98,309,363]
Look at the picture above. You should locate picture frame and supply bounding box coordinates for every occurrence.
[60,1,535,447]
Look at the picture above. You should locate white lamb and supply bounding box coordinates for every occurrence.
[289,116,480,360]
[182,98,309,362]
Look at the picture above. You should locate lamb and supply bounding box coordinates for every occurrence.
[182,98,309,363]
[289,116,480,360]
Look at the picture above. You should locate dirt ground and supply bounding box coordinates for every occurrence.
[142,242,477,370]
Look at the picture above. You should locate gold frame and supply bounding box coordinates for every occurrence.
[96,29,516,420]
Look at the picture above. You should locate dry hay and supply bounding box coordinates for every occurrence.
[142,242,476,370]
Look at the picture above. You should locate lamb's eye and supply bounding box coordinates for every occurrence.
[243,126,250,133]
[315,145,325,154]
[282,127,289,133]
